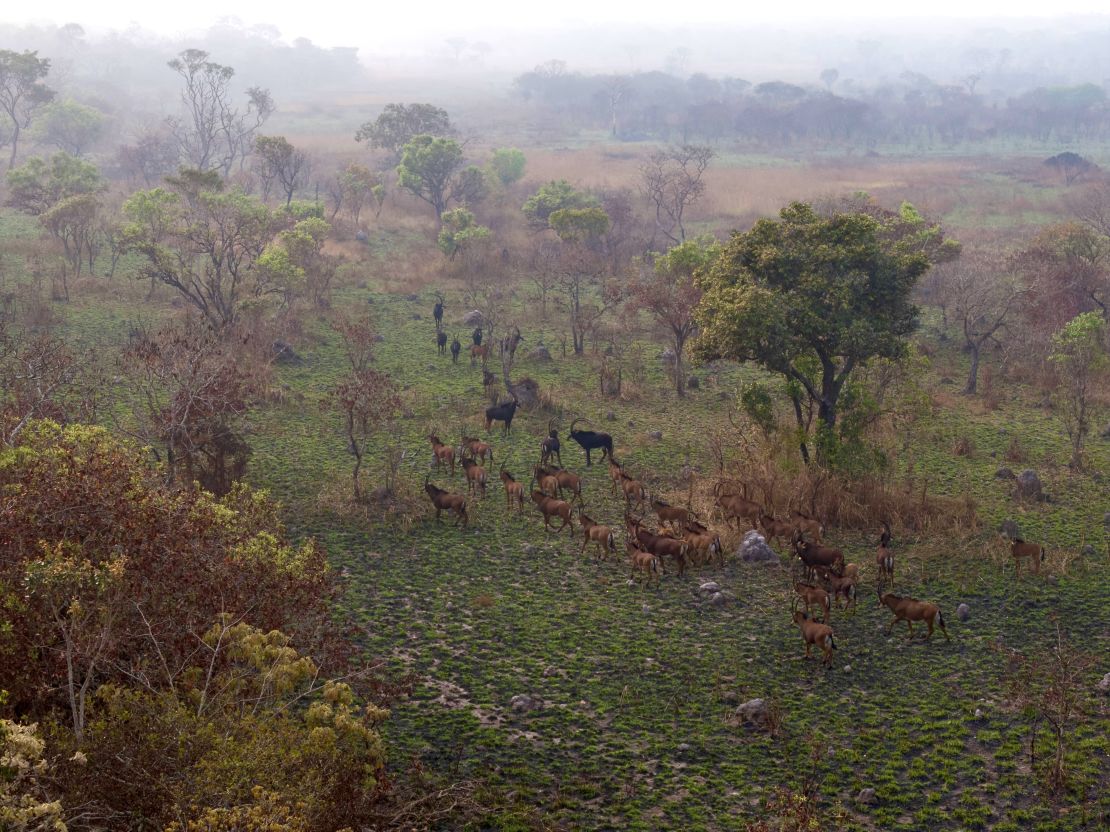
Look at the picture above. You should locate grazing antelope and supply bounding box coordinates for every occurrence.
[460,457,488,497]
[428,433,456,476]
[824,571,858,611]
[1010,538,1045,577]
[500,325,524,360]
[424,477,468,527]
[432,292,444,329]
[578,511,617,561]
[793,581,831,622]
[792,608,837,668]
[879,592,950,641]
[876,522,894,588]
[758,513,793,548]
[460,436,493,465]
[499,463,525,512]
[533,465,560,498]
[627,541,662,588]
[530,490,575,533]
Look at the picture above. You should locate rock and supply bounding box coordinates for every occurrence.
[738,530,778,563]
[709,591,734,608]
[522,544,536,555]
[1100,423,1110,439]
[957,603,971,622]
[425,363,437,371]
[999,519,1020,540]
[974,708,983,719]
[411,313,422,320]
[605,411,617,422]
[697,581,721,596]
[627,420,636,428]
[1104,512,1110,529]
[842,665,851,672]
[355,229,369,243]
[732,698,769,728]
[856,788,878,806]
[462,309,484,326]
[528,344,552,362]
[648,430,663,440]
[372,333,385,342]
[405,293,419,302]
[686,375,700,389]
[1081,544,1096,558]
[1015,469,1043,501]
[720,691,740,705]
[1098,673,1110,693]
[271,340,303,365]
[994,467,1015,480]
[659,348,676,365]
[509,694,542,713]
[641,604,651,614]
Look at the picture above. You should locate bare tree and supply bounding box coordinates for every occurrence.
[166,50,273,177]
[639,144,713,246]
[936,252,1026,394]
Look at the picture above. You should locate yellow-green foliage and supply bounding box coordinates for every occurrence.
[0,718,66,832]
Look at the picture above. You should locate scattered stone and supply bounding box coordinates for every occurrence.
[697,581,721,596]
[842,665,851,672]
[994,467,1015,480]
[659,348,676,365]
[271,340,303,365]
[1015,469,1043,501]
[737,530,778,563]
[522,544,536,555]
[355,229,369,243]
[686,375,700,389]
[856,788,878,806]
[731,698,769,729]
[720,691,740,705]
[509,694,542,713]
[999,519,1020,540]
[462,309,484,326]
[605,411,617,422]
[974,708,984,719]
[405,293,419,302]
[1100,423,1110,439]
[425,363,437,371]
[717,391,729,400]
[1098,673,1110,693]
[957,603,971,622]
[649,430,663,440]
[528,344,552,362]
[1104,512,1110,529]
[1081,544,1096,558]
[412,313,423,320]
[641,604,651,614]
[709,591,735,607]
[372,333,385,342]
[627,420,636,428]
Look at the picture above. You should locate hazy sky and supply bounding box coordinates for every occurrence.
[10,2,1110,51]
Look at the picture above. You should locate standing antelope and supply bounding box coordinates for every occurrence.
[428,434,455,476]
[876,522,894,589]
[792,608,837,668]
[627,541,662,588]
[460,457,488,497]
[460,436,493,465]
[1010,538,1045,577]
[530,490,574,533]
[793,581,831,623]
[880,592,950,641]
[499,463,525,512]
[578,512,617,561]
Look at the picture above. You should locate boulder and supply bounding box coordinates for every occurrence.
[1100,423,1110,439]
[271,340,303,366]
[605,411,617,422]
[659,348,676,365]
[686,375,700,389]
[462,309,484,326]
[1098,673,1110,694]
[1081,544,1096,558]
[405,293,419,302]
[528,344,552,362]
[856,788,878,806]
[994,467,1015,480]
[354,229,369,243]
[999,519,1020,540]
[648,430,663,440]
[731,698,769,729]
[697,581,721,596]
[509,694,542,713]
[957,603,971,622]
[1015,470,1043,502]
[709,591,734,607]
[738,530,778,563]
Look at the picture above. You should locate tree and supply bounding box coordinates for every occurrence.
[252,135,310,207]
[1016,222,1109,335]
[935,251,1025,394]
[629,236,719,396]
[33,99,105,156]
[354,102,451,161]
[395,134,484,219]
[639,144,713,246]
[522,179,597,230]
[1044,151,1097,186]
[694,201,945,459]
[40,192,100,296]
[550,206,617,354]
[166,50,273,176]
[257,216,336,308]
[487,147,526,186]
[333,162,383,226]
[0,50,54,169]
[122,174,284,329]
[437,207,491,259]
[5,151,102,215]
[1049,312,1107,469]
[116,128,180,187]
[331,369,402,501]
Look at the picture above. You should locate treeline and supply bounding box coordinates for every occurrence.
[515,65,1110,148]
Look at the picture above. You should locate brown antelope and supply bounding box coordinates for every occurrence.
[428,433,456,476]
[879,592,950,641]
[470,342,490,366]
[758,513,793,548]
[683,524,723,567]
[619,470,647,511]
[792,609,837,668]
[1010,538,1045,577]
[713,482,761,531]
[460,436,493,465]
[793,581,831,622]
[542,466,582,503]
[789,509,824,543]
[607,456,624,495]
[824,572,858,611]
[578,512,616,561]
[533,465,560,498]
[460,457,488,497]
[627,516,688,576]
[424,477,468,527]
[651,497,699,533]
[627,541,662,588]
[792,531,844,580]
[876,521,894,588]
[499,464,525,512]
[530,490,574,533]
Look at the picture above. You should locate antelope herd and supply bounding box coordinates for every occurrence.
[419,298,1051,672]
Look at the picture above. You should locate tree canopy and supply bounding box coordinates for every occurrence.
[396,134,483,219]
[355,102,451,158]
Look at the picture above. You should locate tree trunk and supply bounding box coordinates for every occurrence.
[964,342,981,394]
[673,335,686,397]
[7,122,19,170]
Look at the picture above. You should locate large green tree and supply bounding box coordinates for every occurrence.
[355,102,451,160]
[396,134,484,219]
[522,179,597,230]
[32,99,105,156]
[695,201,951,452]
[0,49,54,169]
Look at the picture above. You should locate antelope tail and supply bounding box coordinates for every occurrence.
[828,635,837,650]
